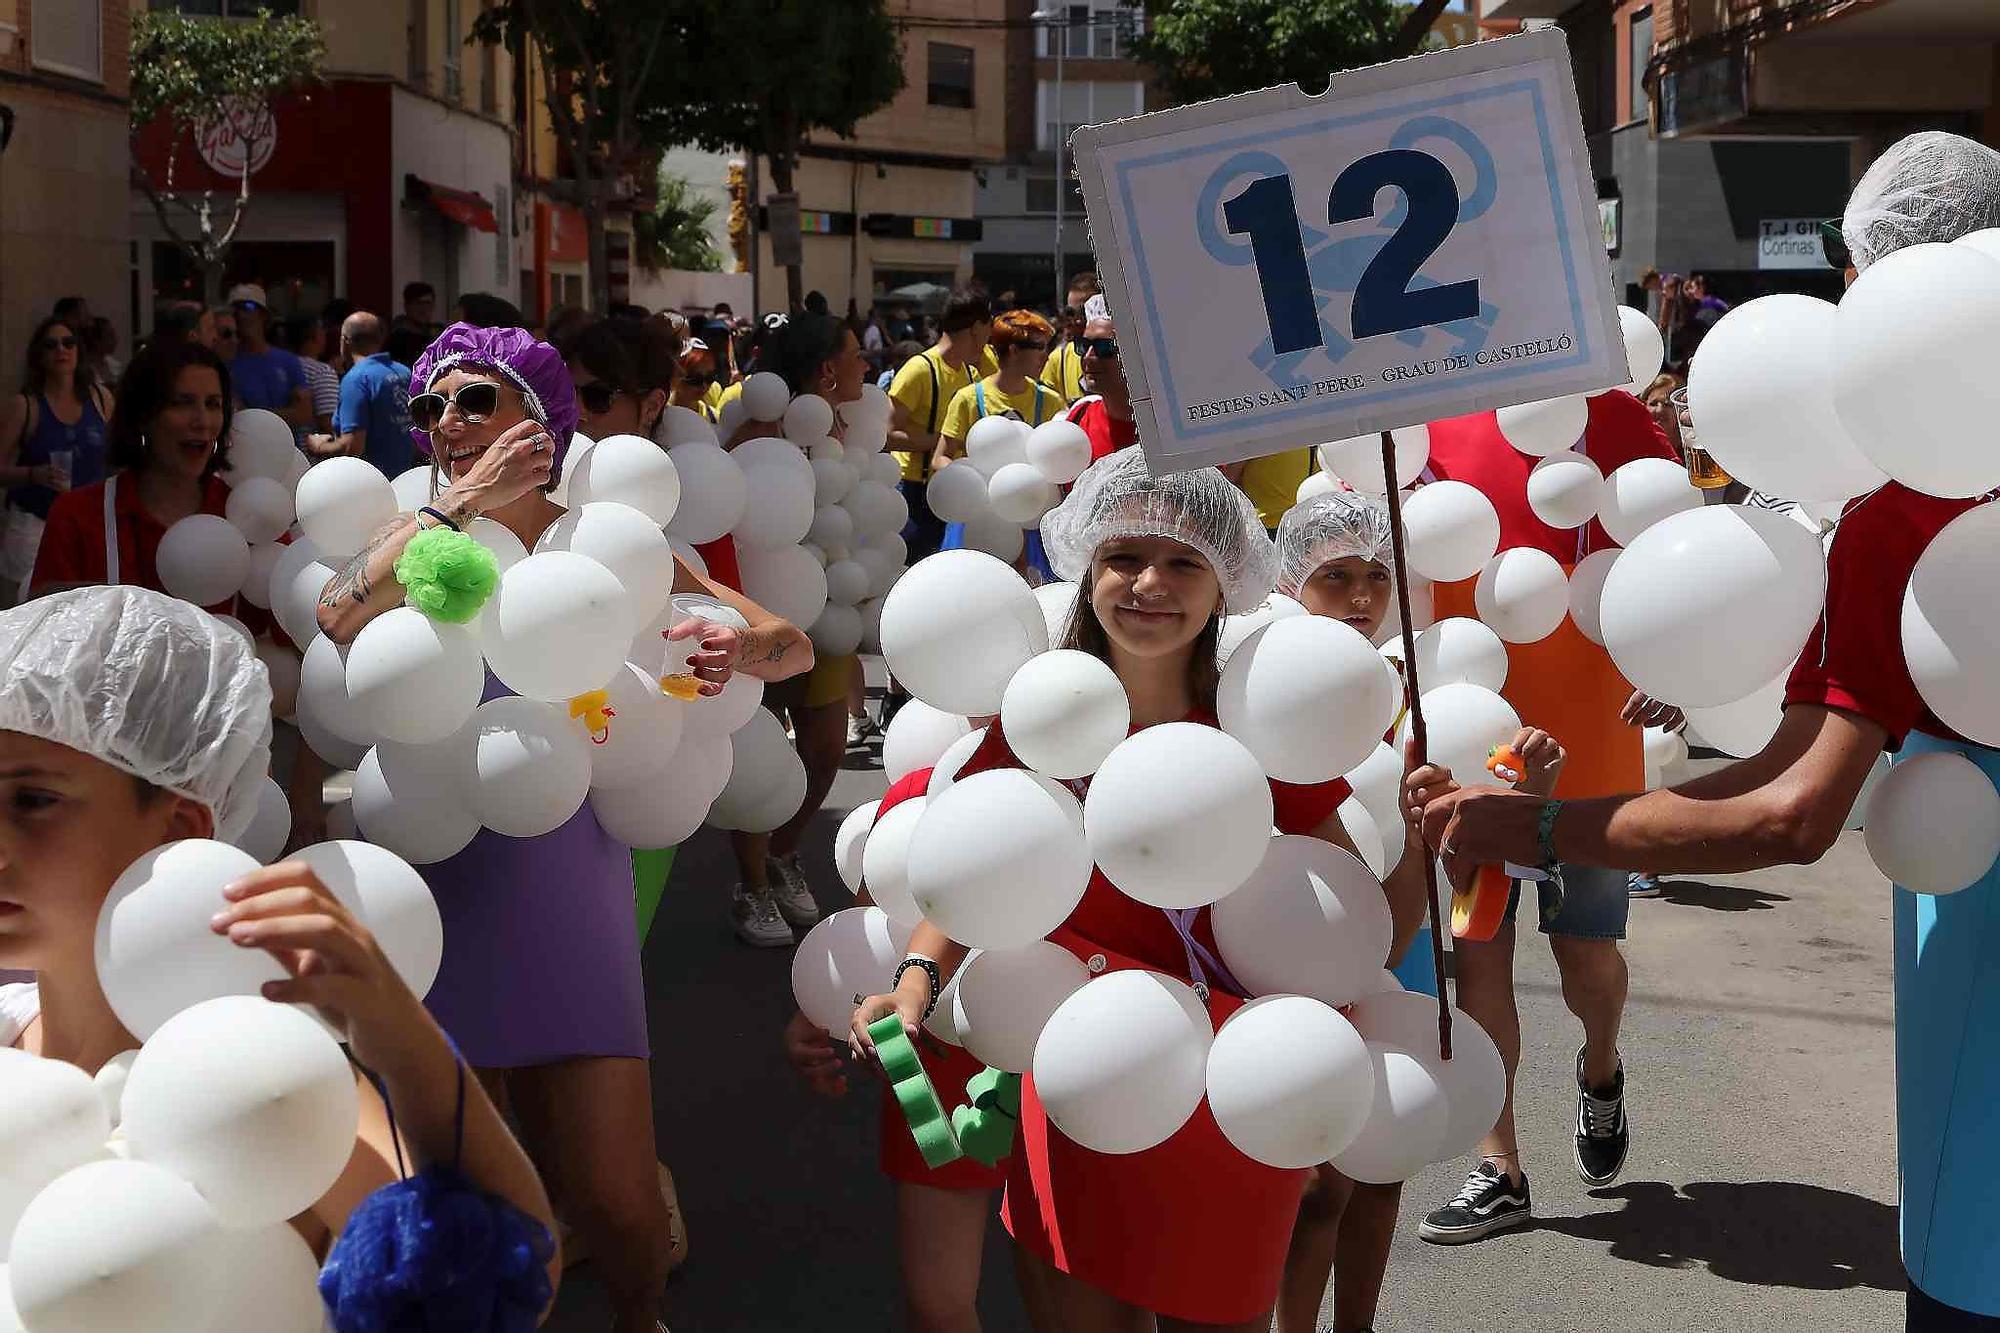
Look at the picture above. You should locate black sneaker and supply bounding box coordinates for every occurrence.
[1417,1161,1532,1244]
[1574,1045,1629,1186]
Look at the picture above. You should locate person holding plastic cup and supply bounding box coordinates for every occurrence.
[0,586,558,1312]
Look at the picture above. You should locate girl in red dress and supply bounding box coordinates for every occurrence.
[851,452,1431,1331]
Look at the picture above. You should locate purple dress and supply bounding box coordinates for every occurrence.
[419,677,649,1067]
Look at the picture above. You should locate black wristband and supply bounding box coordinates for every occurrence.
[417,505,461,532]
[892,955,942,1024]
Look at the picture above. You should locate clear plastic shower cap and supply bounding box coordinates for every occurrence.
[1843,131,2000,271]
[1274,490,1395,596]
[1039,449,1277,614]
[0,587,272,842]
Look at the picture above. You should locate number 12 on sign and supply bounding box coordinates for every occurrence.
[1223,149,1480,355]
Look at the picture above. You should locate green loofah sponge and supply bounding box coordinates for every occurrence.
[394,526,500,624]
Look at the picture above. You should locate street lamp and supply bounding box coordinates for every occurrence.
[1031,6,1067,313]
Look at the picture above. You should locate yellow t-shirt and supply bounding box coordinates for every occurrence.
[716,380,744,409]
[887,348,983,482]
[703,381,724,411]
[981,345,1001,377]
[1041,342,1086,401]
[1238,449,1315,530]
[940,376,1067,450]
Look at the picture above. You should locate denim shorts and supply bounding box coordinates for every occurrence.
[1501,862,1630,941]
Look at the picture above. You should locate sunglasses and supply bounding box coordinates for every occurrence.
[40,336,77,351]
[1077,336,1119,359]
[575,381,627,415]
[1819,220,1851,272]
[409,380,508,432]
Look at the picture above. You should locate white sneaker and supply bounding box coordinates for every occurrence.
[767,854,822,930]
[730,884,794,948]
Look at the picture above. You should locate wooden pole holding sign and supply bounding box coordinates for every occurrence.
[1379,431,1452,1062]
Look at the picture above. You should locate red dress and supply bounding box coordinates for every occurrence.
[958,715,1350,1323]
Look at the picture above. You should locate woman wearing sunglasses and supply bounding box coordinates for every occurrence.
[0,315,114,602]
[315,321,813,1333]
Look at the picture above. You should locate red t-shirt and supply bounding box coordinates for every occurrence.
[1065,395,1138,467]
[1785,483,1983,750]
[1423,391,1675,560]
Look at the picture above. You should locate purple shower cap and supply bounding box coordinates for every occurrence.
[408,322,580,481]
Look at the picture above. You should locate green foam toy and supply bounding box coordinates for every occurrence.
[951,1067,1023,1167]
[868,1015,964,1169]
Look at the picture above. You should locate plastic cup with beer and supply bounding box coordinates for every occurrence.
[1670,386,1732,490]
[659,593,749,700]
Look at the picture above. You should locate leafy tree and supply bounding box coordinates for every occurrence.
[647,0,905,311]
[1136,0,1455,105]
[129,9,325,304]
[634,172,723,275]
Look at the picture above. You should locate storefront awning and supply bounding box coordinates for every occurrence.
[404,174,498,233]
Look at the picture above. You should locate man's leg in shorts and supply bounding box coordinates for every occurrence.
[1542,865,1631,1095]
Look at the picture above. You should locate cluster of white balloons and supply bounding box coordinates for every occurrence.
[791,547,1500,1177]
[925,416,1096,562]
[1,831,451,1330]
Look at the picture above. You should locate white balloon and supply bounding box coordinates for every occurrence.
[1027,418,1092,484]
[564,433,681,526]
[1495,395,1588,458]
[1296,469,1343,505]
[736,541,830,634]
[1865,751,2000,895]
[879,550,1048,715]
[343,607,484,744]
[1033,970,1212,1155]
[1598,458,1701,547]
[1212,835,1393,1007]
[481,550,633,702]
[121,996,356,1228]
[926,730,986,798]
[860,794,930,926]
[1001,650,1129,780]
[292,708,367,770]
[1599,505,1824,710]
[1347,989,1506,1161]
[222,409,301,486]
[1683,674,1786,758]
[790,906,913,1033]
[1034,580,1080,644]
[809,602,864,656]
[807,502,855,551]
[705,708,800,830]
[1643,725,1689,788]
[391,464,437,512]
[925,461,991,524]
[1473,547,1569,644]
[295,456,396,558]
[1219,616,1394,783]
[681,666,765,740]
[951,942,1090,1074]
[155,515,249,608]
[538,501,676,625]
[95,839,302,1039]
[834,800,880,893]
[91,1051,136,1131]
[845,416,891,456]
[957,512,1025,562]
[847,479,911,537]
[966,416,1029,477]
[741,371,791,422]
[231,777,292,864]
[1343,741,1406,845]
[1402,481,1500,583]
[729,744,808,834]
[1319,426,1429,495]
[202,1222,325,1333]
[662,440,748,544]
[1217,591,1308,664]
[1207,996,1375,1168]
[733,462,816,549]
[1402,683,1520,792]
[869,451,905,485]
[1413,617,1508,693]
[350,737,481,865]
[657,404,718,447]
[468,695,593,836]
[1844,752,1893,832]
[268,539,333,647]
[988,462,1061,526]
[237,541,285,609]
[1685,295,1885,502]
[1903,504,2000,746]
[908,771,1091,948]
[716,395,749,442]
[669,537,709,580]
[1832,243,2000,499]
[783,393,836,442]
[1615,304,1666,396]
[1086,724,1273,909]
[852,382,895,423]
[1329,1043,1451,1184]
[825,557,870,607]
[589,732,730,849]
[255,640,302,723]
[1565,546,1619,646]
[1526,450,1604,530]
[1339,796,1392,879]
[0,1053,109,1253]
[7,1158,227,1333]
[812,458,855,507]
[223,476,294,546]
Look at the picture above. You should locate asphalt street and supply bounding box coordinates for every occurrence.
[541,674,1904,1332]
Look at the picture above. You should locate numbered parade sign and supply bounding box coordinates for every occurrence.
[1073,29,1626,474]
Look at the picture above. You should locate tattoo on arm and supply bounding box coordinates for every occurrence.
[732,628,792,666]
[315,515,411,610]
